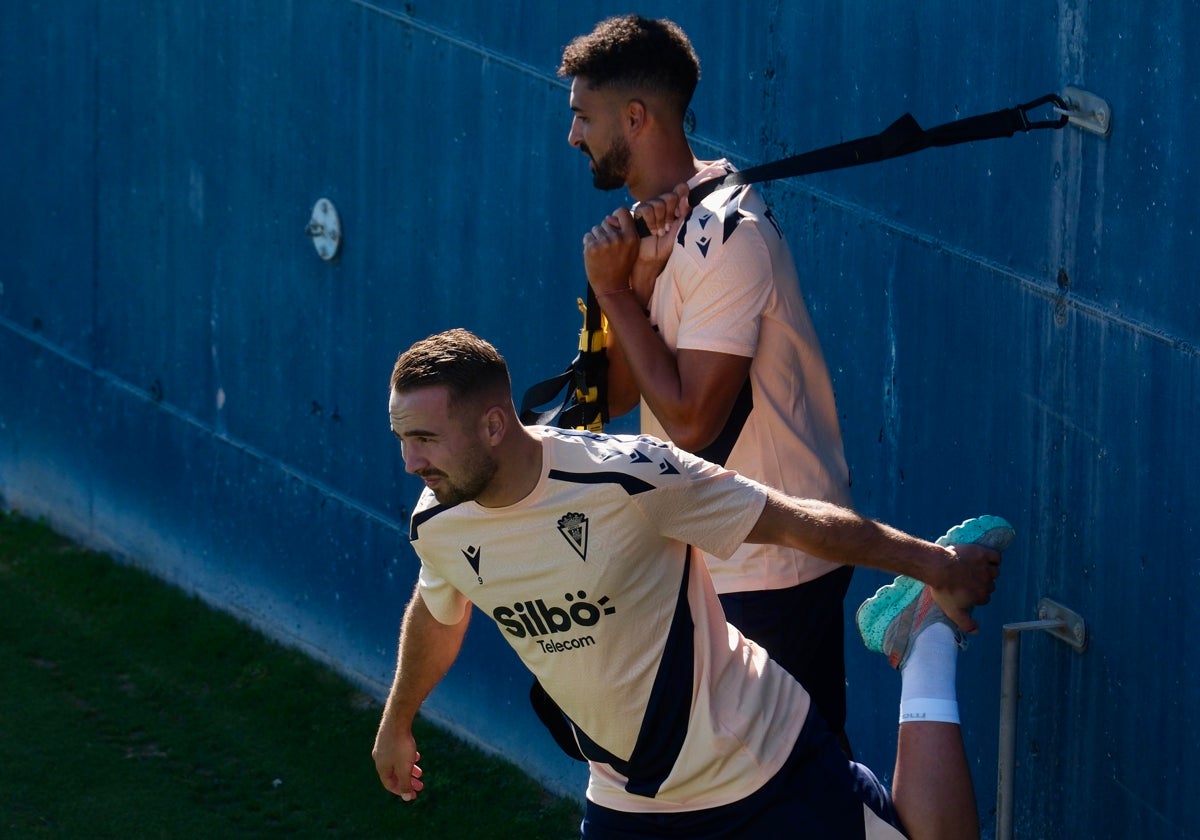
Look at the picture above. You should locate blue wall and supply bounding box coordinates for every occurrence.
[2,3,1196,836]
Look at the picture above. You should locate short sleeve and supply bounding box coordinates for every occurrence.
[674,212,773,358]
[631,444,768,560]
[417,561,471,625]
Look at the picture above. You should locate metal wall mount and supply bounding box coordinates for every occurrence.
[305,198,342,261]
[1060,87,1112,136]
[1034,597,1087,651]
[996,598,1088,840]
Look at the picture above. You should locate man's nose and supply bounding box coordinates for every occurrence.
[567,118,583,148]
[402,445,427,474]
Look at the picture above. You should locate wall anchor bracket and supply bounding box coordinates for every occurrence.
[1059,87,1112,136]
[1036,597,1088,651]
[305,198,342,261]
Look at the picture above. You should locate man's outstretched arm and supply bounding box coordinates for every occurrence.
[372,584,471,801]
[745,491,1001,633]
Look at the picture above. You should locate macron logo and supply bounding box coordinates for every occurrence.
[462,545,482,577]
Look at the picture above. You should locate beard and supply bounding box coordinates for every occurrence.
[424,446,498,507]
[586,136,631,191]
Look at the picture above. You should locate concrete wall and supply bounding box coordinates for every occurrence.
[2,3,1196,835]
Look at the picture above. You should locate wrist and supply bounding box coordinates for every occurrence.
[932,544,958,588]
[594,286,651,319]
[595,286,635,298]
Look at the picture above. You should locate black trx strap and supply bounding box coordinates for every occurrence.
[637,92,1069,234]
[522,92,1070,431]
[519,285,608,430]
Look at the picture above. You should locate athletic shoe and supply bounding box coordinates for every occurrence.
[855,515,1015,669]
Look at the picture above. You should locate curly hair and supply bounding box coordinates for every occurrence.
[558,15,700,117]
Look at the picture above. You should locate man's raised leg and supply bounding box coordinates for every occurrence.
[856,516,1015,840]
[891,621,979,838]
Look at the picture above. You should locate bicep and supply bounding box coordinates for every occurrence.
[605,330,641,417]
[743,490,829,553]
[404,586,471,659]
[744,490,789,546]
[673,348,753,447]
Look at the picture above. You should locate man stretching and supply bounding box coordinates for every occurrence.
[374,328,1013,839]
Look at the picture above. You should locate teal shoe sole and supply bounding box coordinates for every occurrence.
[935,514,1016,551]
[856,574,923,653]
[856,515,1016,653]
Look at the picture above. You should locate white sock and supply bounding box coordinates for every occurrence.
[898,622,960,725]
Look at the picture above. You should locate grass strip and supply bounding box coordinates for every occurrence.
[0,511,583,838]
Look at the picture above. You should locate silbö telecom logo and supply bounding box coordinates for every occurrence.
[492,591,616,654]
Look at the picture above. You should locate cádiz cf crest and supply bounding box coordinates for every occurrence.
[556,512,589,561]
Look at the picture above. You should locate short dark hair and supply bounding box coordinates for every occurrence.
[391,328,512,408]
[558,15,700,117]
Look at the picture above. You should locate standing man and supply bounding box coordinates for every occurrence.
[559,15,856,744]
[372,328,1013,839]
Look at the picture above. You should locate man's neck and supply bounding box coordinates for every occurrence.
[628,140,701,201]
[477,427,543,509]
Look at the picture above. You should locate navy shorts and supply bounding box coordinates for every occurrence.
[580,705,906,839]
[720,564,854,736]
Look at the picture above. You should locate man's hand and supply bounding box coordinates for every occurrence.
[629,182,689,305]
[583,183,689,308]
[372,724,425,802]
[929,543,1002,634]
[583,208,641,298]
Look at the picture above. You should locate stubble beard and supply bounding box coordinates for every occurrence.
[428,448,499,507]
[588,137,632,192]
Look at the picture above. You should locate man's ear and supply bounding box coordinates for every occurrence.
[625,98,647,134]
[482,405,507,445]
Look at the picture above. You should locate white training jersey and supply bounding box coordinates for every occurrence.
[410,428,810,813]
[642,160,853,593]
